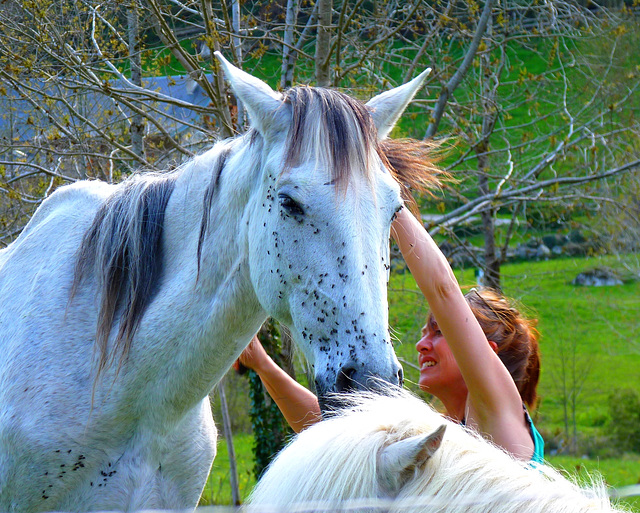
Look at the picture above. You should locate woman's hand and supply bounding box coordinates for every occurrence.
[232,334,321,432]
[234,335,271,373]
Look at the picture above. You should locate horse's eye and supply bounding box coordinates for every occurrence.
[278,193,305,217]
[391,204,403,223]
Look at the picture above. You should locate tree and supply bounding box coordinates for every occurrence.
[547,308,595,453]
[417,1,640,289]
[2,1,638,287]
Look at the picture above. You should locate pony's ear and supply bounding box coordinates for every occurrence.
[365,68,431,140]
[377,425,446,494]
[215,52,287,137]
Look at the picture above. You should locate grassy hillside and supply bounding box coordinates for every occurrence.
[389,254,640,433]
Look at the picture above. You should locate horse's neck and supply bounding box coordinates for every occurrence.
[129,141,266,417]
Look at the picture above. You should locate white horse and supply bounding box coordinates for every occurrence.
[0,54,437,512]
[250,388,627,513]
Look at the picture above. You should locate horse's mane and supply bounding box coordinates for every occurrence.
[72,86,445,380]
[71,172,177,378]
[250,388,623,513]
[281,86,445,204]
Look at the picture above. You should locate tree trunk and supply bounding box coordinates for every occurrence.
[128,0,145,163]
[231,0,245,129]
[281,0,299,90]
[476,18,501,291]
[314,0,332,87]
[218,379,241,505]
[479,172,500,290]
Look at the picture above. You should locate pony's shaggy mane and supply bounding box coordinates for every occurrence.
[250,388,625,513]
[281,86,447,201]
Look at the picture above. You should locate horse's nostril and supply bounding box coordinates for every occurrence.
[335,365,357,393]
[397,367,404,386]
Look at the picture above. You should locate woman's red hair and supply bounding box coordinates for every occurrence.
[464,288,541,409]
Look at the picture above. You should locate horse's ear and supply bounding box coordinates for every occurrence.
[365,68,431,140]
[215,52,287,137]
[377,425,446,494]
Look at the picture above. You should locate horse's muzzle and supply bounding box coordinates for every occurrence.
[316,362,404,415]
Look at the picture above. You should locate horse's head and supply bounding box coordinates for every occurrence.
[217,53,431,410]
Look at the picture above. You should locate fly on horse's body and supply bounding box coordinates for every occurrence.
[0,54,434,512]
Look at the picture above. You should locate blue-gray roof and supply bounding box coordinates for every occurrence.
[0,74,215,143]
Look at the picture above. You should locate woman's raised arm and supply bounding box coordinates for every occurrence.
[391,207,534,459]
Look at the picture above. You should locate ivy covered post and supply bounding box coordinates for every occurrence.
[242,320,294,479]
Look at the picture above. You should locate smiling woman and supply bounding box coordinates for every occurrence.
[237,205,544,464]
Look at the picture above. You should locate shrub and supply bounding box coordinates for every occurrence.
[608,388,640,453]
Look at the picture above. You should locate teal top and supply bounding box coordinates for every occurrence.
[461,405,545,464]
[524,406,545,465]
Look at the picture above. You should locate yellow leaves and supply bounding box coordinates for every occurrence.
[3,184,20,201]
[437,201,446,214]
[612,25,627,37]
[250,42,268,60]
[517,67,528,85]
[47,128,61,141]
[466,0,479,17]
[156,54,172,68]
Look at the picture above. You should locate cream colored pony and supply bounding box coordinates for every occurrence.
[250,389,628,513]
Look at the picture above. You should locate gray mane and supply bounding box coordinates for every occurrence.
[72,172,177,377]
[282,86,379,188]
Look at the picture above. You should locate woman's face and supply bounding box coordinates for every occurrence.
[415,316,465,393]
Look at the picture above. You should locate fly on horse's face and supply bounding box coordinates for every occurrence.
[252,153,404,405]
[217,53,430,408]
